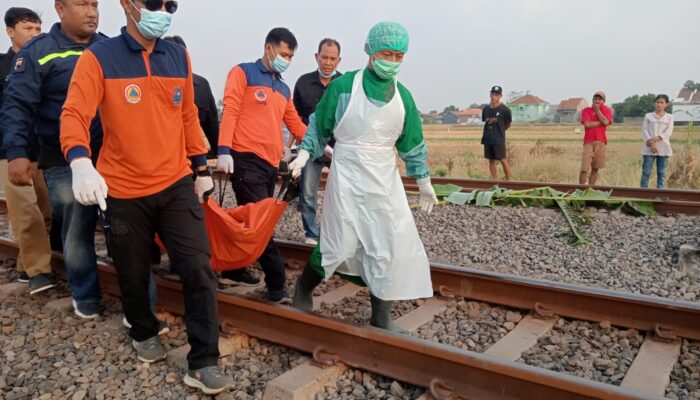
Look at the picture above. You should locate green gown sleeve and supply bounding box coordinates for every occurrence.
[298,80,341,159]
[395,84,430,179]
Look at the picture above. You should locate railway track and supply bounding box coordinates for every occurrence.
[0,235,697,399]
[401,177,700,215]
[215,171,700,215]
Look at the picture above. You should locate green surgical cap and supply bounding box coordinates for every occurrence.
[364,21,409,55]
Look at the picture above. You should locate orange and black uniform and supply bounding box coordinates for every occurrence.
[60,28,219,370]
[217,59,306,294]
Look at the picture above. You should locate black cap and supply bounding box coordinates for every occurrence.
[490,85,503,95]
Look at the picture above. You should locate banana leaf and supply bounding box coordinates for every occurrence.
[432,184,463,201]
[444,185,657,246]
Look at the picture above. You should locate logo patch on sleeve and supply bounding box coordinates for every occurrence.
[13,57,26,73]
[173,88,183,105]
[124,84,143,104]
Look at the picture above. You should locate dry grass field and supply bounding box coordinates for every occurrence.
[420,123,700,189]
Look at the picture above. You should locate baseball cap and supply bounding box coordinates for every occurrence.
[593,91,606,101]
[490,86,503,95]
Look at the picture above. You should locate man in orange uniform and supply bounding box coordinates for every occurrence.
[217,27,306,301]
[60,0,232,394]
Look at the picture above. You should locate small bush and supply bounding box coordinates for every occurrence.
[668,122,699,189]
[433,167,448,177]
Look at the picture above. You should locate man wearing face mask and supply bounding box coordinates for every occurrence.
[0,0,106,316]
[60,0,232,394]
[288,22,437,333]
[292,38,342,245]
[217,27,306,301]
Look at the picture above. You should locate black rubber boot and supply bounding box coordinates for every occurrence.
[370,294,408,334]
[292,262,323,311]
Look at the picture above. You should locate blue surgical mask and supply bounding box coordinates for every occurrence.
[268,48,290,74]
[318,68,335,79]
[372,57,401,80]
[130,0,172,40]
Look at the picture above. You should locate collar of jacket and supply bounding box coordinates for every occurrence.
[119,26,166,54]
[255,58,283,79]
[49,23,102,50]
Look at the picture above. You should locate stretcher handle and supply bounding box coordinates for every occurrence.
[217,172,230,205]
[276,172,291,203]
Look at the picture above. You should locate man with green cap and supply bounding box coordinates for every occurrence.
[288,21,437,333]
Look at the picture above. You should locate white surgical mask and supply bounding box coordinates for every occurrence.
[318,68,336,79]
[129,0,172,40]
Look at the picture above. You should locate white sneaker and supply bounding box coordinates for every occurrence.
[304,237,318,245]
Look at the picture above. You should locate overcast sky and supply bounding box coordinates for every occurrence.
[2,0,699,112]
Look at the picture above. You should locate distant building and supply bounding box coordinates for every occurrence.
[420,112,443,125]
[442,112,459,125]
[555,98,588,123]
[673,88,700,125]
[454,108,483,125]
[508,94,551,122]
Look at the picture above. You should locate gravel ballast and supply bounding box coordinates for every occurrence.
[273,194,700,303]
[1,182,699,398]
[416,300,519,353]
[667,340,700,399]
[517,319,644,385]
[2,182,699,302]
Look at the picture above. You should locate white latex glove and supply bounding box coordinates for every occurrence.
[289,149,310,179]
[282,146,293,163]
[217,154,234,174]
[70,158,108,211]
[323,145,334,159]
[195,175,214,203]
[416,177,438,213]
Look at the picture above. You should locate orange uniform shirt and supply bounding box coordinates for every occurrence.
[61,28,207,199]
[218,59,306,167]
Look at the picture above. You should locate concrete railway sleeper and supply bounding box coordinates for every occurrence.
[1,237,698,399]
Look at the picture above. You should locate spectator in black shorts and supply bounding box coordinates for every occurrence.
[481,85,512,180]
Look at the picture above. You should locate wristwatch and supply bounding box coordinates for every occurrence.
[196,167,212,177]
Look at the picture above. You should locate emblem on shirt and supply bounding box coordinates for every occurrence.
[124,84,142,104]
[254,89,267,104]
[13,57,26,73]
[173,88,183,105]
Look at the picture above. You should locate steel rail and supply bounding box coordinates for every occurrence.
[275,240,700,341]
[402,176,700,203]
[0,193,696,339]
[209,170,700,203]
[0,237,662,400]
[13,174,693,215]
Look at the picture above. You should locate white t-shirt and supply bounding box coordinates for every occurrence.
[641,112,673,156]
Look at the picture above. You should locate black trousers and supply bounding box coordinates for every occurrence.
[221,151,286,293]
[106,176,219,370]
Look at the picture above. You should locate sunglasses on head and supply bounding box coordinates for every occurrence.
[137,0,178,14]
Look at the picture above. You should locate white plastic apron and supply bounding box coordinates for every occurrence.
[318,69,433,301]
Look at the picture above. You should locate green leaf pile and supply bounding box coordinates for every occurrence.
[444,186,657,246]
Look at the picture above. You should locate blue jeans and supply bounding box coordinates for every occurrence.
[299,159,327,240]
[641,155,669,188]
[43,166,101,305]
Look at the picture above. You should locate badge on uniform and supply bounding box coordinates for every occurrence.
[124,83,142,104]
[173,88,183,105]
[13,57,26,73]
[255,89,267,105]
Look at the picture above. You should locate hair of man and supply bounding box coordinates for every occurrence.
[265,27,297,50]
[4,7,41,28]
[317,38,340,55]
